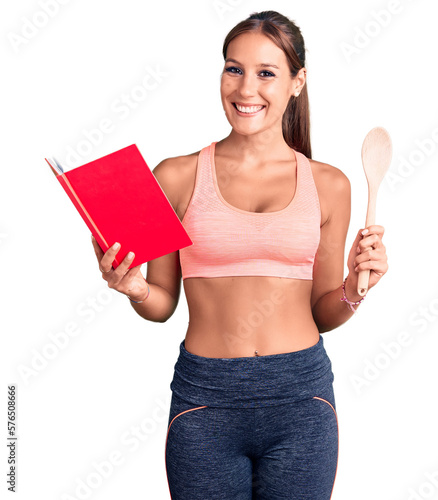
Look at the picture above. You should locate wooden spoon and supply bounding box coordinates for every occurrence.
[357,127,393,296]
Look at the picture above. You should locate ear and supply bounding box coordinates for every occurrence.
[291,67,307,97]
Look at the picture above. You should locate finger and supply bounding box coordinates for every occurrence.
[355,248,374,266]
[362,225,385,237]
[99,242,122,272]
[91,235,105,262]
[100,269,113,282]
[123,263,143,277]
[351,228,366,249]
[354,249,387,268]
[354,258,388,274]
[91,237,113,275]
[357,233,382,252]
[110,251,136,281]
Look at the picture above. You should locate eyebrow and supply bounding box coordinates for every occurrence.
[225,58,279,69]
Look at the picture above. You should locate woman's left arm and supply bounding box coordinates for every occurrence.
[310,164,388,333]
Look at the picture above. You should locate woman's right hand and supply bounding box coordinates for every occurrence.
[91,235,149,302]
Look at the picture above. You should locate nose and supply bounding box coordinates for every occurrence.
[238,73,257,98]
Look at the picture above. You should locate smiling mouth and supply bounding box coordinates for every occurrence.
[232,103,266,114]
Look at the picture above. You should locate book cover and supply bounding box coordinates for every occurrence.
[45,144,193,269]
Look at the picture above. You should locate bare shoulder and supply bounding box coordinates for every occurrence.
[308,158,351,224]
[152,150,200,211]
[309,158,350,192]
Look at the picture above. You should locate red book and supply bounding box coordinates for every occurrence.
[45,144,193,269]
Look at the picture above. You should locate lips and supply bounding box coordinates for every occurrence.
[233,103,266,114]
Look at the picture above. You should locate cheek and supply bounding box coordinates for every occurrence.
[262,85,288,105]
[220,79,233,93]
[272,91,292,113]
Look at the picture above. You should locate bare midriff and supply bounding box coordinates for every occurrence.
[182,276,320,358]
[176,147,322,359]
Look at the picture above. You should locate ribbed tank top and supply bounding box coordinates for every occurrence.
[179,141,321,281]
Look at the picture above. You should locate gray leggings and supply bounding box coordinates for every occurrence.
[166,335,339,499]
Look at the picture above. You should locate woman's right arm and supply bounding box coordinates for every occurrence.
[128,248,182,323]
[91,157,184,323]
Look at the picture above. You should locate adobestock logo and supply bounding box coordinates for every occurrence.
[223,288,286,351]
[340,0,416,63]
[17,287,115,386]
[0,231,8,247]
[350,294,438,395]
[212,0,247,20]
[62,64,169,169]
[407,469,438,499]
[7,0,72,53]
[350,331,413,395]
[385,130,438,192]
[60,395,170,500]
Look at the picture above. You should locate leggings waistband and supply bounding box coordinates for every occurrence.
[169,334,334,408]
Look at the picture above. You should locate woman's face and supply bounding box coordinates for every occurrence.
[220,31,303,138]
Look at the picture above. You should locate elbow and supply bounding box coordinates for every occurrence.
[157,299,179,324]
[317,324,332,334]
[313,318,326,334]
[157,315,171,324]
[312,310,332,334]
[315,318,337,334]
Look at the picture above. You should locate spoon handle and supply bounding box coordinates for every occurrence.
[357,188,377,296]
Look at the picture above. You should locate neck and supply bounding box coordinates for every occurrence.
[223,128,293,162]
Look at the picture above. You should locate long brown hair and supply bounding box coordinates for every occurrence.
[222,10,312,159]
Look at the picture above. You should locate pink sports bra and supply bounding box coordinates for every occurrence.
[179,141,321,281]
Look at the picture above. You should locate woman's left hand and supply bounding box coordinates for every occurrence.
[346,224,388,293]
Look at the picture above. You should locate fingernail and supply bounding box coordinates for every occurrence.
[128,252,134,259]
[113,242,121,250]
[361,229,369,235]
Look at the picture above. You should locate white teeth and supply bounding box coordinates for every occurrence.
[235,104,264,113]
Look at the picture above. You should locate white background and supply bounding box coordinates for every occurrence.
[1,0,438,499]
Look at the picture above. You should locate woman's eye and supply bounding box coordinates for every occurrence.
[224,66,242,74]
[223,67,275,78]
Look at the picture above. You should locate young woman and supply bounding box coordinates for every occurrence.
[92,10,388,500]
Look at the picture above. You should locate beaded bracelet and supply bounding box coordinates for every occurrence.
[340,277,366,313]
[128,283,150,304]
